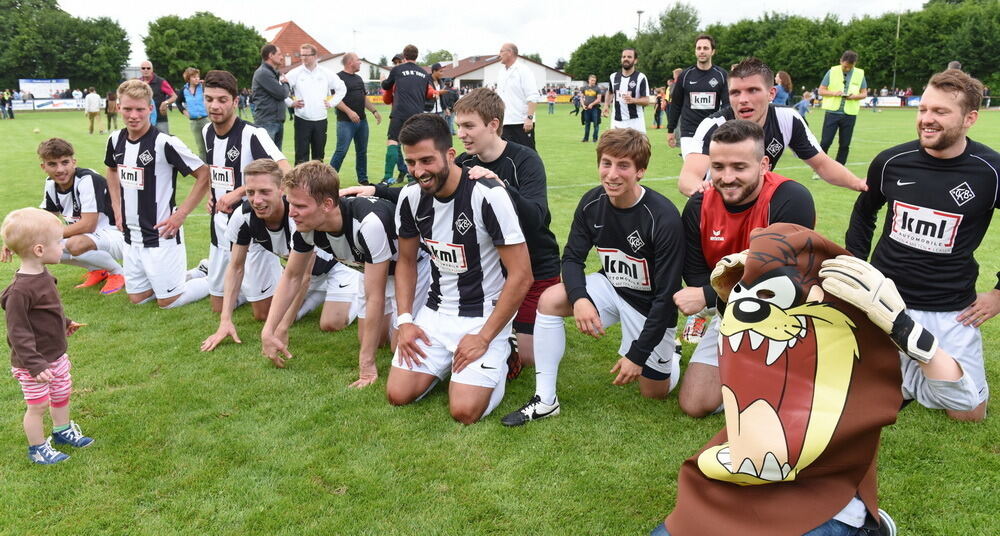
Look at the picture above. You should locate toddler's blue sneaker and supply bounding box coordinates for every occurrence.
[28,438,70,464]
[51,421,94,448]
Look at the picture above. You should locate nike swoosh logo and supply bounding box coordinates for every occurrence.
[114,153,124,159]
[896,180,915,186]
[166,287,178,293]
[531,406,558,419]
[657,358,669,364]
[480,364,497,370]
[688,81,697,84]
[260,286,271,294]
[416,215,431,222]
[594,224,604,229]
[338,283,350,288]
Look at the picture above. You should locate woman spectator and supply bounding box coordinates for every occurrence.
[773,71,793,106]
[176,67,209,161]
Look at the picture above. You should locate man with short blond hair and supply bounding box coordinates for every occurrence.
[286,43,347,165]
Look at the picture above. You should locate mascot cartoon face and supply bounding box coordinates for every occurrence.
[698,228,860,486]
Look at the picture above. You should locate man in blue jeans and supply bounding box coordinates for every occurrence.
[331,53,382,185]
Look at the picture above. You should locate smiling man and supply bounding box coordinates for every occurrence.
[845,69,1000,422]
[502,128,684,427]
[667,34,728,159]
[672,120,815,418]
[677,57,866,197]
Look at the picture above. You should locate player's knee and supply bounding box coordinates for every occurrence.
[319,316,348,332]
[449,405,482,425]
[252,308,269,322]
[385,385,414,407]
[64,236,93,256]
[678,388,715,418]
[946,401,987,423]
[537,285,568,315]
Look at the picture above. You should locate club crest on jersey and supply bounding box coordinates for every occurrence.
[598,248,651,291]
[425,239,468,274]
[766,138,783,158]
[626,230,645,252]
[889,201,962,254]
[710,229,725,242]
[226,146,240,162]
[949,182,975,206]
[629,80,636,89]
[138,150,153,166]
[709,77,719,87]
[455,212,473,236]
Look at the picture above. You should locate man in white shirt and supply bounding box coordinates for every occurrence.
[84,87,102,134]
[285,43,347,165]
[495,43,541,151]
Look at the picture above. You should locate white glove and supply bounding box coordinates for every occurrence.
[710,250,748,304]
[819,255,937,363]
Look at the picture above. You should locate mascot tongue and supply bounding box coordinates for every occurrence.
[720,322,818,468]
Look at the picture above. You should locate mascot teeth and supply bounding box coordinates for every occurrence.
[748,331,764,350]
[728,331,744,352]
[765,339,787,365]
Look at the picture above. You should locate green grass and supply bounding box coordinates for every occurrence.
[0,105,997,535]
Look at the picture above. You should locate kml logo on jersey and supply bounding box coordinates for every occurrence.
[949,182,975,207]
[598,248,651,291]
[626,230,645,252]
[119,166,144,190]
[138,150,154,166]
[210,166,235,191]
[454,212,473,236]
[766,138,783,159]
[425,239,468,274]
[226,146,240,163]
[889,201,963,254]
[690,92,717,110]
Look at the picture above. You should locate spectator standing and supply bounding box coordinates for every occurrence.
[331,52,383,185]
[84,87,102,134]
[286,43,347,165]
[546,89,556,114]
[496,42,541,151]
[177,68,210,162]
[580,74,603,142]
[105,92,118,132]
[773,71,792,105]
[817,50,868,166]
[139,61,177,134]
[251,44,292,150]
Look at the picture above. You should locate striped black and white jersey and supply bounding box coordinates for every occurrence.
[562,186,684,366]
[226,198,334,276]
[396,172,525,317]
[40,168,116,230]
[104,127,204,247]
[846,139,1000,311]
[455,142,560,280]
[292,196,398,271]
[666,64,729,137]
[203,117,285,246]
[692,104,821,170]
[609,70,649,122]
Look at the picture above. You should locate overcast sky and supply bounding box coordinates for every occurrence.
[60,0,923,68]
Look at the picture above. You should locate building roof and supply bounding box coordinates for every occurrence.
[263,21,332,58]
[436,54,566,79]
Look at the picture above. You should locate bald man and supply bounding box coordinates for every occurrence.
[139,60,177,134]
[331,52,382,185]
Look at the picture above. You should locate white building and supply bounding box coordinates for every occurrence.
[439,55,571,90]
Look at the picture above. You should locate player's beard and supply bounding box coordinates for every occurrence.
[918,121,964,152]
[416,165,451,196]
[621,60,634,71]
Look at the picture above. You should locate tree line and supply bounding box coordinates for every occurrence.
[567,0,999,92]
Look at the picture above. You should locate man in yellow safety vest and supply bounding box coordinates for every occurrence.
[817,50,868,166]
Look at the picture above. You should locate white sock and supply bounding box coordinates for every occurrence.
[533,312,566,405]
[71,249,123,274]
[296,290,326,321]
[481,363,509,419]
[162,278,210,309]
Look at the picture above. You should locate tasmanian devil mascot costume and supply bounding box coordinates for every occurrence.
[664,223,946,535]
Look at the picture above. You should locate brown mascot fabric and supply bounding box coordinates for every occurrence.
[667,223,903,536]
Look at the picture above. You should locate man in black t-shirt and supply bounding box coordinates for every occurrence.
[667,34,728,159]
[332,53,383,185]
[846,69,999,422]
[380,44,430,184]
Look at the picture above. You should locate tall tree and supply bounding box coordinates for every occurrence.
[523,53,543,64]
[421,49,453,65]
[634,3,700,85]
[565,32,632,81]
[143,12,264,89]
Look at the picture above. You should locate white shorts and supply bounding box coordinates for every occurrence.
[391,307,511,388]
[81,227,125,261]
[585,273,678,379]
[207,212,235,296]
[690,315,722,367]
[123,241,187,298]
[679,136,701,159]
[901,309,988,406]
[242,245,284,302]
[324,263,362,303]
[612,117,646,133]
[357,255,431,321]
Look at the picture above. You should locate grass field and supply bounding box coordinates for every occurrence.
[0,105,997,535]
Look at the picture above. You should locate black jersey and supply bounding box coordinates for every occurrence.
[846,139,1000,310]
[455,142,560,280]
[667,65,729,137]
[692,104,821,170]
[682,181,815,305]
[41,168,116,230]
[563,186,684,366]
[396,171,525,318]
[381,62,430,119]
[292,196,398,272]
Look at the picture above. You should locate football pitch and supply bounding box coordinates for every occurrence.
[0,105,997,534]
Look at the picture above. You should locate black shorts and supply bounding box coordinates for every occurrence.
[387,112,418,142]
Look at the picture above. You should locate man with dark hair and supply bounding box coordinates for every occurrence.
[604,48,650,132]
[139,60,177,134]
[673,120,816,418]
[251,44,292,149]
[201,69,289,315]
[496,42,541,151]
[286,44,347,165]
[817,50,868,166]
[331,52,382,185]
[667,34,729,159]
[846,69,999,422]
[580,74,604,142]
[677,57,866,197]
[380,44,430,183]
[502,128,684,427]
[388,113,532,424]
[426,63,457,134]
